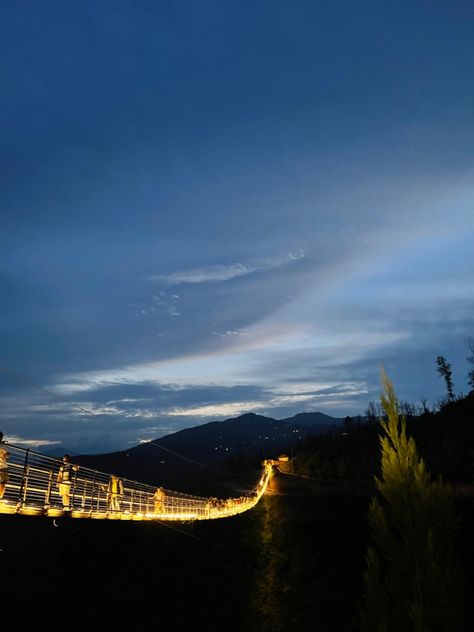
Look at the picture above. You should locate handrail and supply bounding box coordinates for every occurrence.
[0,442,274,522]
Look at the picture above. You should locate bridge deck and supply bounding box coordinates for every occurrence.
[0,443,273,521]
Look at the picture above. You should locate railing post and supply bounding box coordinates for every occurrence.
[18,448,30,508]
[81,480,87,511]
[91,471,97,512]
[44,466,55,509]
[71,468,78,511]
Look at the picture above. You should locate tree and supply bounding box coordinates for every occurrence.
[436,355,455,402]
[361,371,464,631]
[466,338,474,392]
[365,400,379,424]
[399,400,417,417]
[419,398,429,415]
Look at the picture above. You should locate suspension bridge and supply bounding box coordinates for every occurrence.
[0,442,274,522]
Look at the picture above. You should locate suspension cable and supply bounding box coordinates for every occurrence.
[0,364,255,482]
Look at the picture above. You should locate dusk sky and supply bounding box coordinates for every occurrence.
[1,1,473,454]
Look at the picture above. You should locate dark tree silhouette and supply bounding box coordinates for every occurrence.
[365,400,379,424]
[420,398,429,415]
[466,338,474,392]
[436,355,455,401]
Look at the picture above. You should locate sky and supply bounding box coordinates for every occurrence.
[1,0,473,454]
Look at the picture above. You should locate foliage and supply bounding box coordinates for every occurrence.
[293,423,380,481]
[361,372,464,632]
[466,338,474,392]
[436,355,455,402]
[293,392,474,484]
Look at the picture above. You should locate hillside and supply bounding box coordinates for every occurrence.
[75,411,342,494]
[292,392,474,485]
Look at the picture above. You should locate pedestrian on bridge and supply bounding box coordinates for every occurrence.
[0,432,10,502]
[57,455,79,510]
[153,486,166,513]
[107,475,124,511]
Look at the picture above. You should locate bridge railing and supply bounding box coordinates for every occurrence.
[0,442,272,520]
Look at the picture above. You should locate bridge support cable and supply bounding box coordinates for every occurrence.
[0,443,274,522]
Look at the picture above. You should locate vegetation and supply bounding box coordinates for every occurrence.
[467,337,474,392]
[292,391,474,485]
[436,355,455,402]
[361,372,464,631]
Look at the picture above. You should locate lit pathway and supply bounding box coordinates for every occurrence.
[0,443,274,522]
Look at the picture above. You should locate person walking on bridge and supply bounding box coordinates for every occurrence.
[0,432,10,503]
[107,475,124,511]
[153,486,166,514]
[57,455,79,510]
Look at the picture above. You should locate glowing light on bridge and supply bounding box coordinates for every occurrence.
[0,444,274,522]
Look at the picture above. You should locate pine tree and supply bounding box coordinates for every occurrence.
[361,371,464,631]
[466,338,474,392]
[436,355,455,402]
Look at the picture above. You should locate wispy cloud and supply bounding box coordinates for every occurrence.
[164,400,268,418]
[5,435,62,448]
[163,382,367,419]
[212,329,249,338]
[149,250,307,285]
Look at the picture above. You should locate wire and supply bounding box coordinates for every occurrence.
[0,365,100,418]
[144,439,242,478]
[152,518,264,573]
[0,521,88,574]
[0,364,258,484]
[154,519,235,555]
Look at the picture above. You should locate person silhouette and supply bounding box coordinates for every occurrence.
[0,432,10,502]
[107,475,124,511]
[153,486,166,514]
[56,454,78,510]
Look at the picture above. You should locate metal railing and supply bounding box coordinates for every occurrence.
[0,443,273,521]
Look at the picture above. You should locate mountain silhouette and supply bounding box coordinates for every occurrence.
[280,411,344,426]
[75,410,342,493]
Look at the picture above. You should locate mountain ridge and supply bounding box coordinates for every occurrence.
[74,410,343,492]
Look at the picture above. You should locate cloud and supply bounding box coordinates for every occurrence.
[149,250,307,285]
[165,400,267,418]
[162,381,368,419]
[4,434,61,448]
[212,329,248,337]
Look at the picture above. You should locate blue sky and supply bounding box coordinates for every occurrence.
[1,1,473,453]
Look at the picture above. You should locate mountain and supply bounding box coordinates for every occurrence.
[40,445,78,458]
[75,411,343,493]
[281,412,344,426]
[129,412,313,459]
